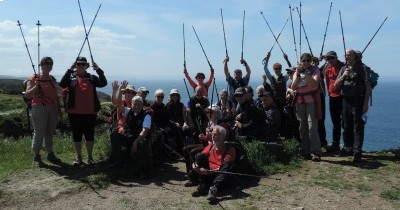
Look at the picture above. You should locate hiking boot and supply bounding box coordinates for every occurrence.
[340,148,353,157]
[353,152,362,163]
[311,153,321,162]
[33,155,45,167]
[184,180,198,187]
[47,152,61,164]
[207,186,218,204]
[191,185,208,197]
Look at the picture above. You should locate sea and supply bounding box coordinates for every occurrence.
[99,79,399,152]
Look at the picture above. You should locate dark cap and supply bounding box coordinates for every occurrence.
[195,72,205,79]
[233,87,246,96]
[76,57,88,63]
[325,51,337,58]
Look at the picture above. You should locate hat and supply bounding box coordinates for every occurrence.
[76,57,88,63]
[170,88,180,95]
[233,87,245,96]
[122,84,136,93]
[138,87,149,93]
[234,69,242,74]
[325,51,337,58]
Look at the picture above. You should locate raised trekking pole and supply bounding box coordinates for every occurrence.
[339,10,347,65]
[240,10,245,63]
[17,21,37,75]
[192,25,213,69]
[209,78,215,122]
[220,8,229,58]
[320,2,333,59]
[76,3,101,59]
[213,79,220,102]
[260,11,286,56]
[36,20,41,76]
[77,0,95,64]
[269,17,289,54]
[296,7,314,57]
[362,17,388,54]
[299,1,302,56]
[289,4,299,63]
[183,78,191,98]
[183,22,186,68]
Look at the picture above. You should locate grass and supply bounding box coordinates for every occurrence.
[381,187,400,201]
[0,93,25,112]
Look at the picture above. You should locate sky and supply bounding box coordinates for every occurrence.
[0,0,399,82]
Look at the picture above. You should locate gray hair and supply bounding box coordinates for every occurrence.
[132,95,143,104]
[213,125,227,138]
[256,85,265,93]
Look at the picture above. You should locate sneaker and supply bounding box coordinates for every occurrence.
[191,185,208,197]
[33,155,45,167]
[47,152,61,164]
[72,159,84,167]
[207,186,218,204]
[87,158,95,166]
[311,153,321,162]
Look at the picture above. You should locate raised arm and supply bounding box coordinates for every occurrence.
[223,56,231,79]
[184,66,197,89]
[263,52,273,82]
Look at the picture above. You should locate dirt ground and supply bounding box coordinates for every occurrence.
[1,154,399,210]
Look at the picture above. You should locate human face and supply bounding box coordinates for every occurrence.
[345,50,357,65]
[301,57,312,68]
[41,61,53,72]
[220,91,227,100]
[325,56,336,64]
[211,129,224,146]
[273,64,282,75]
[234,94,245,104]
[131,100,143,113]
[234,72,242,80]
[155,94,164,103]
[261,95,273,107]
[124,90,135,100]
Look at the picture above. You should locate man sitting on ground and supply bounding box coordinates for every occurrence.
[187,125,236,204]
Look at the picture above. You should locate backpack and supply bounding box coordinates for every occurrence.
[364,65,379,105]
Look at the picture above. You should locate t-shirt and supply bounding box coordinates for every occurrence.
[29,74,58,106]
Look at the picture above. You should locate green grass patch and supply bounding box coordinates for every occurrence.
[0,93,25,112]
[381,187,400,201]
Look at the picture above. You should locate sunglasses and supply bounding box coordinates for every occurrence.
[326,56,335,60]
[76,63,87,66]
[42,62,53,66]
[156,95,164,98]
[301,59,311,62]
[197,77,205,80]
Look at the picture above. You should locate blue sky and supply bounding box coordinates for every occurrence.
[0,0,399,82]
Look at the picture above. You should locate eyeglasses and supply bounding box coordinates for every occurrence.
[124,91,136,94]
[273,68,282,70]
[197,77,205,80]
[301,59,311,62]
[76,63,87,66]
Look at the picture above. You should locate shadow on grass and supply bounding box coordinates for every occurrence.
[322,155,388,170]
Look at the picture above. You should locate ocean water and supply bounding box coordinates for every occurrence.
[99,79,400,152]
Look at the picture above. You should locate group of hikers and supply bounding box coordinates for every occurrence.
[23,45,373,203]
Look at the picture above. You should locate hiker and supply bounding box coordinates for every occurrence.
[59,56,107,166]
[259,90,281,142]
[187,125,236,204]
[322,51,345,152]
[215,89,236,123]
[312,56,328,151]
[233,87,265,140]
[334,48,371,163]
[184,66,214,98]
[284,67,301,141]
[165,88,189,155]
[24,57,61,167]
[137,87,152,109]
[110,82,152,178]
[223,56,251,104]
[291,53,322,161]
[111,81,136,107]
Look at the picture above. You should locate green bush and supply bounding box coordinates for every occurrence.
[242,139,302,175]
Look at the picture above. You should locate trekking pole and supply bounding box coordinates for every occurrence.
[213,79,220,102]
[296,7,314,57]
[268,17,289,54]
[220,8,229,58]
[207,169,281,180]
[339,10,347,65]
[362,17,388,54]
[240,10,245,63]
[183,22,186,68]
[17,21,37,76]
[320,2,333,59]
[77,0,95,64]
[260,11,286,55]
[183,78,191,98]
[192,25,213,69]
[299,1,302,56]
[77,0,101,62]
[289,4,299,64]
[36,20,41,77]
[209,78,215,123]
